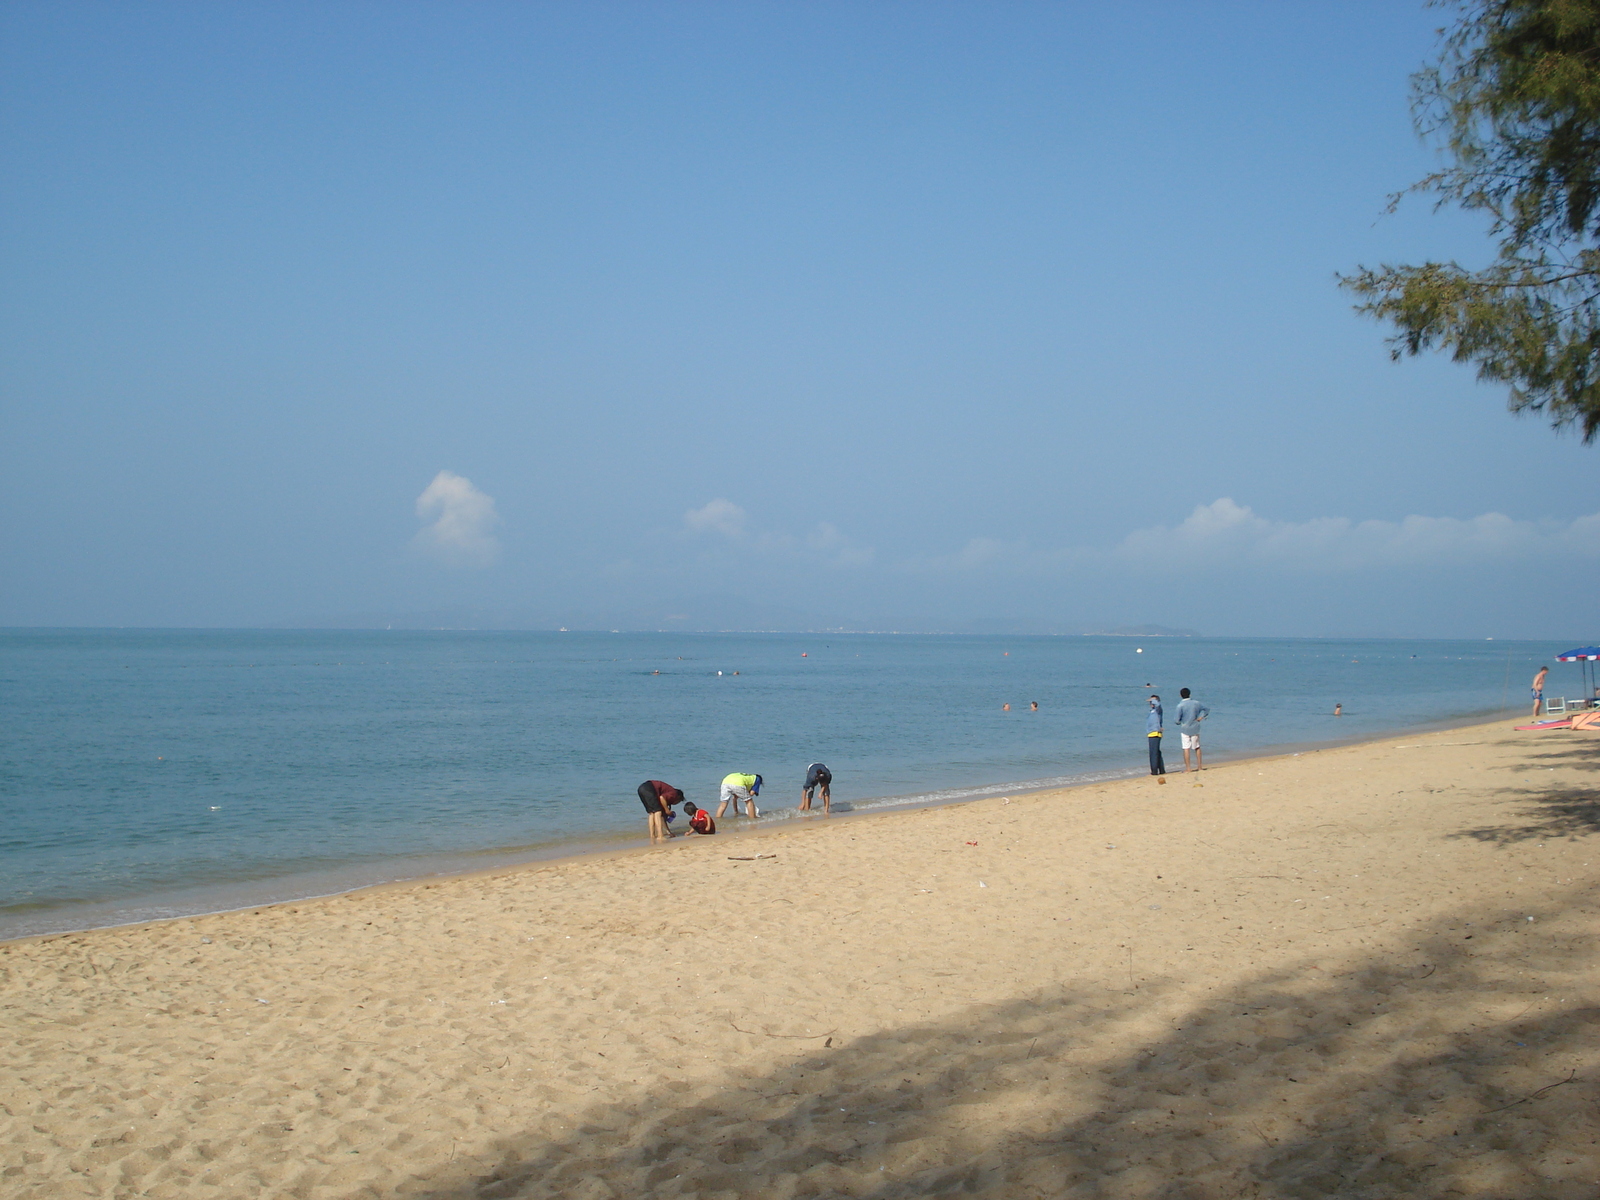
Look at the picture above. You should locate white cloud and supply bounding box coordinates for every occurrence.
[806,522,875,567]
[920,537,1021,572]
[684,498,748,538]
[412,470,500,567]
[899,499,1600,578]
[1117,499,1600,571]
[683,501,873,567]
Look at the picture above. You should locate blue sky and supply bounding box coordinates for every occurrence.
[2,1,1595,637]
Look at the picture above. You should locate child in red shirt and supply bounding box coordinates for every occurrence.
[682,802,716,835]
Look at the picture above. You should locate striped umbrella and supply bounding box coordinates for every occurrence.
[1555,647,1600,701]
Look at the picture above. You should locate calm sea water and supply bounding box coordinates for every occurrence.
[0,630,1546,940]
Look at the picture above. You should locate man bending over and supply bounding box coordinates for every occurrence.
[800,762,833,813]
[717,772,762,821]
[637,779,684,842]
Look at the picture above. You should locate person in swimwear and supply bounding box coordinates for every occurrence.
[717,773,762,821]
[682,801,716,834]
[637,779,684,842]
[1531,665,1549,717]
[800,762,832,813]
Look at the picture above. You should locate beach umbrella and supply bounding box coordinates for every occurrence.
[1555,646,1600,700]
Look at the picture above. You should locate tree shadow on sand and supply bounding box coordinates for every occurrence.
[397,890,1599,1200]
[1451,787,1600,845]
[1496,742,1600,774]
[1456,746,1600,843]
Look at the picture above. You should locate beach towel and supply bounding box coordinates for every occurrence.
[1514,712,1600,731]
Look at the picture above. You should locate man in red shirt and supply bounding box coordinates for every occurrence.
[637,780,685,842]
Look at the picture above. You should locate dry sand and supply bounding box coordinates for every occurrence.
[3,718,1598,1199]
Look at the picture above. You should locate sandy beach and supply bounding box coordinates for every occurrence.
[3,717,1597,1199]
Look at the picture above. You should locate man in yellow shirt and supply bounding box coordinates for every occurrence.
[717,772,762,821]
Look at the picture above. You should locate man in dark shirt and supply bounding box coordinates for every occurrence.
[637,779,684,842]
[800,762,833,813]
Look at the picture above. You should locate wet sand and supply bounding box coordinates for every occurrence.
[3,718,1597,1198]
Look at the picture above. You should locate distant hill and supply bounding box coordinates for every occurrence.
[270,596,857,633]
[1089,624,1200,638]
[270,607,1205,637]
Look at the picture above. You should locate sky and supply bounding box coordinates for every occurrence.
[2,1,1596,638]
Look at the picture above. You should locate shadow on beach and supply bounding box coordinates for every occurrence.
[1458,740,1600,844]
[400,888,1598,1200]
[1491,742,1600,775]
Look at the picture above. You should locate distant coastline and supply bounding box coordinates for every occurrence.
[1086,624,1200,638]
[261,601,1202,638]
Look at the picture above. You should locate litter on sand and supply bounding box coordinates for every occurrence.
[727,854,778,861]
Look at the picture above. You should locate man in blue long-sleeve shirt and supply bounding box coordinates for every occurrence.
[1145,695,1165,777]
[1174,687,1210,773]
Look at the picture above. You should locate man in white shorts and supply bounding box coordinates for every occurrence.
[717,772,762,820]
[1173,687,1210,772]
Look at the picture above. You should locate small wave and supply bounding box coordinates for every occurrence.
[731,765,1147,825]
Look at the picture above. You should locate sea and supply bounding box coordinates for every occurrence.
[0,629,1549,942]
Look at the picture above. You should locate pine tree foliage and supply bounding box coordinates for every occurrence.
[1342,0,1600,441]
